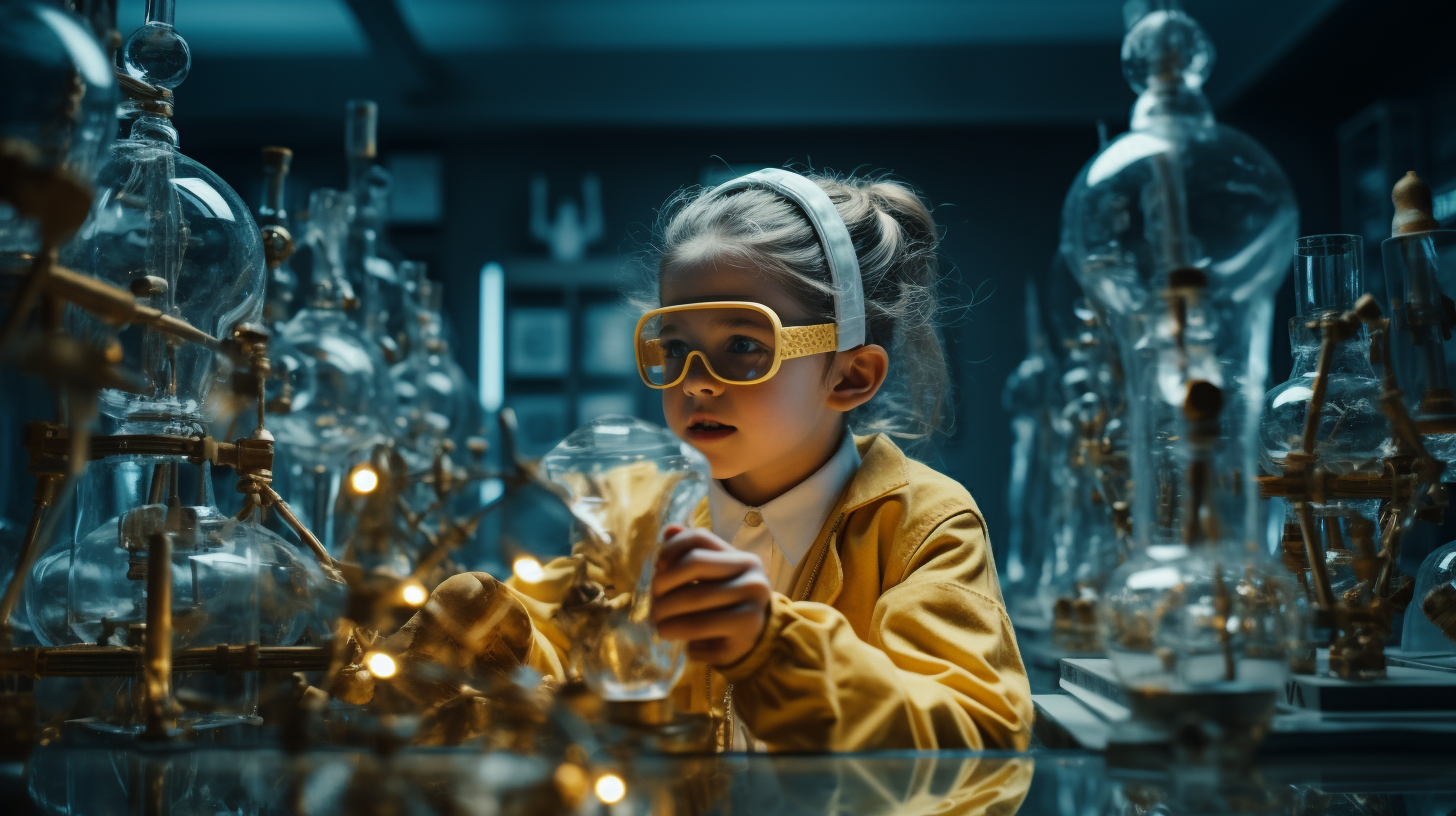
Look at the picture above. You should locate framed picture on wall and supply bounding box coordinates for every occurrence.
[507,394,570,455]
[581,303,638,376]
[578,392,637,424]
[508,307,570,378]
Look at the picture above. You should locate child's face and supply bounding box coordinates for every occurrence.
[658,264,843,482]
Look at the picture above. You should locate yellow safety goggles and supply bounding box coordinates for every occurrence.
[634,301,839,389]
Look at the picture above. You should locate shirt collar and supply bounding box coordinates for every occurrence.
[708,432,863,567]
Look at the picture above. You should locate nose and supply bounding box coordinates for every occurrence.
[680,352,724,397]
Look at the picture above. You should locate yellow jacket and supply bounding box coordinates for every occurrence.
[392,434,1032,752]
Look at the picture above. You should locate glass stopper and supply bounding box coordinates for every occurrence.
[1120,1,1214,93]
[122,0,190,90]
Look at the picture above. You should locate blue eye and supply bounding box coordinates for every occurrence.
[726,336,767,355]
[663,339,690,359]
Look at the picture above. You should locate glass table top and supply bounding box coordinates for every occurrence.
[5,746,1455,815]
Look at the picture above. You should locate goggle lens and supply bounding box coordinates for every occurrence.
[637,306,778,386]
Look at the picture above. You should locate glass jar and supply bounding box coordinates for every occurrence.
[540,416,709,701]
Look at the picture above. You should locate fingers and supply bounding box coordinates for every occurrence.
[684,638,730,664]
[654,600,768,644]
[651,547,754,597]
[657,527,733,569]
[651,571,771,624]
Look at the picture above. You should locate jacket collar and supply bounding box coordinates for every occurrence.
[689,433,913,604]
[788,434,912,604]
[707,432,862,569]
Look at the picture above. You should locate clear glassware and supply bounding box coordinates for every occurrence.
[1384,209,1456,655]
[1403,539,1456,654]
[272,188,392,551]
[1042,309,1130,652]
[259,146,299,329]
[1260,236,1391,476]
[1002,276,1058,631]
[540,416,709,701]
[64,9,263,422]
[1383,221,1456,466]
[343,100,411,364]
[25,0,334,732]
[390,268,474,459]
[0,0,117,258]
[274,189,389,464]
[1060,1,1300,709]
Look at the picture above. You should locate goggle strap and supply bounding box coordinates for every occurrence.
[778,323,839,360]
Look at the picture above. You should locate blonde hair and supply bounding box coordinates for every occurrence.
[653,170,951,449]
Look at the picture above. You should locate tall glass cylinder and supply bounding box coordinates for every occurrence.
[1295,235,1362,318]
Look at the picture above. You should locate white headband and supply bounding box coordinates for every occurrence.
[709,169,866,351]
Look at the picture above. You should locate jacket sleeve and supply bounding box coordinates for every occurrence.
[717,509,1033,751]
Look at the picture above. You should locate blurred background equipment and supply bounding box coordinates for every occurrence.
[7,0,1456,813]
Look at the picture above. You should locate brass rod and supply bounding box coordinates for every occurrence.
[260,484,334,571]
[142,532,174,739]
[0,644,331,676]
[1295,502,1337,611]
[0,474,61,639]
[1300,322,1338,457]
[0,248,56,358]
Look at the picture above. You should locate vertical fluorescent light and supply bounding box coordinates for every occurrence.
[479,262,505,412]
[479,263,506,505]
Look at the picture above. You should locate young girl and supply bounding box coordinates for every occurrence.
[390,169,1032,752]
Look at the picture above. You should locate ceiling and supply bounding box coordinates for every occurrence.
[113,0,1345,139]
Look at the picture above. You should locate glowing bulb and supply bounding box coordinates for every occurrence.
[594,773,626,805]
[364,651,397,678]
[513,555,545,583]
[349,464,379,494]
[401,582,428,606]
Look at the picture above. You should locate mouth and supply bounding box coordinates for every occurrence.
[685,418,737,441]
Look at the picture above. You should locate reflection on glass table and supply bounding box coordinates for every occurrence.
[7,746,1456,816]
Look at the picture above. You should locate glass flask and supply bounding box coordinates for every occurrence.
[1046,307,1131,652]
[1383,174,1456,655]
[64,41,262,420]
[540,416,709,701]
[1382,187,1456,466]
[343,100,411,363]
[1260,236,1390,477]
[0,0,117,258]
[1060,0,1300,708]
[26,0,332,731]
[272,188,392,549]
[390,267,474,459]
[1002,276,1058,631]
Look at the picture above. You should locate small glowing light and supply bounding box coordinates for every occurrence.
[401,582,428,607]
[364,651,397,678]
[513,556,545,583]
[594,773,626,805]
[349,464,379,494]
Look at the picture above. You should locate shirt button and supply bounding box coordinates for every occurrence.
[744,510,763,527]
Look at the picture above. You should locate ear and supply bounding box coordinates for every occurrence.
[825,344,889,413]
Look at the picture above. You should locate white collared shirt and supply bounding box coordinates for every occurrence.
[708,433,862,596]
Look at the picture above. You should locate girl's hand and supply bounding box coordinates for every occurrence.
[650,524,772,666]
